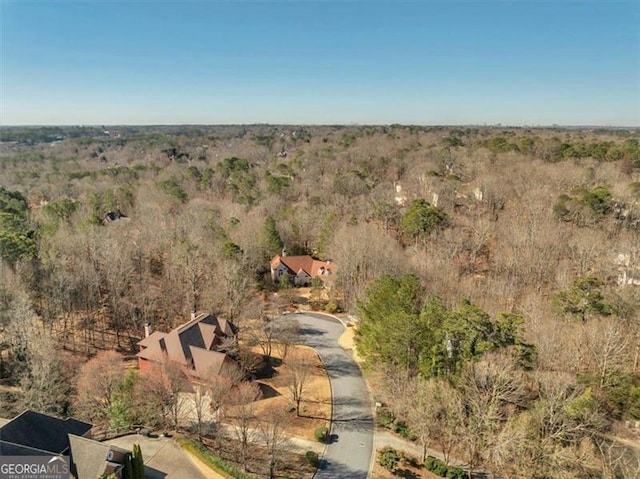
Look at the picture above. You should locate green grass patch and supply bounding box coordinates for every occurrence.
[176,437,257,479]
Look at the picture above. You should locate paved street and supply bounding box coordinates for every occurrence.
[292,313,374,479]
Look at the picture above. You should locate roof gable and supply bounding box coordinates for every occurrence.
[136,339,164,361]
[137,331,166,349]
[189,347,230,377]
[163,330,188,365]
[198,322,218,349]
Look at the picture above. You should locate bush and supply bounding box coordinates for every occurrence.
[305,451,319,468]
[433,461,448,476]
[425,456,437,470]
[446,467,466,479]
[324,300,339,314]
[425,455,464,478]
[377,447,399,471]
[376,408,395,428]
[314,426,328,442]
[393,420,414,440]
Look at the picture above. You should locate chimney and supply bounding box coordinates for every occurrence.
[144,322,152,338]
[190,310,197,320]
[281,247,287,257]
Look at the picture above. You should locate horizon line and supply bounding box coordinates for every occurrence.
[1,123,638,130]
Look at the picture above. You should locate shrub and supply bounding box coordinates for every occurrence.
[377,447,399,471]
[324,300,339,313]
[446,467,466,479]
[425,456,462,478]
[425,456,437,470]
[376,408,395,428]
[314,426,328,442]
[393,420,414,439]
[305,451,319,468]
[433,461,448,476]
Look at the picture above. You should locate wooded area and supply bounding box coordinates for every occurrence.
[0,124,639,478]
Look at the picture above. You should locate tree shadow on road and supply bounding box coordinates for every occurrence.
[298,326,326,336]
[316,458,368,479]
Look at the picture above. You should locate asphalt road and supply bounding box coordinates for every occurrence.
[291,313,374,479]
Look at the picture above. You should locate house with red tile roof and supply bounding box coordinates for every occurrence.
[270,254,335,286]
[137,311,237,378]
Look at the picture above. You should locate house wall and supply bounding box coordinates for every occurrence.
[294,272,311,286]
[108,449,127,463]
[271,263,290,280]
[138,358,151,373]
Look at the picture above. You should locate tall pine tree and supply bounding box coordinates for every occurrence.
[260,215,283,261]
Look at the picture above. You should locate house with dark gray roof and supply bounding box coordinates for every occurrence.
[0,410,138,478]
[137,311,237,378]
[0,410,92,456]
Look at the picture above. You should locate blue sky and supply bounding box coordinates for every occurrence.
[1,1,638,126]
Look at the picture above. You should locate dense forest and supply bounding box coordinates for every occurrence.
[1,124,639,478]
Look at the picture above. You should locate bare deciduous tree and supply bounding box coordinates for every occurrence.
[284,348,313,416]
[580,318,630,389]
[139,359,190,429]
[456,354,527,477]
[400,376,461,464]
[273,317,299,361]
[5,293,71,416]
[258,405,290,479]
[205,362,245,425]
[189,384,210,439]
[228,381,261,471]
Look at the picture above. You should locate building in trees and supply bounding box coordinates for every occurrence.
[0,410,147,479]
[270,253,335,286]
[103,210,129,224]
[136,311,238,379]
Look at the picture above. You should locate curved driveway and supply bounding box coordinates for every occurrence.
[291,313,374,479]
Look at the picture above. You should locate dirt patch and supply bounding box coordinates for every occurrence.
[372,458,440,479]
[246,344,331,441]
[337,325,364,365]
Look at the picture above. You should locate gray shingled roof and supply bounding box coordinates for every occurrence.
[68,434,128,479]
[0,410,92,455]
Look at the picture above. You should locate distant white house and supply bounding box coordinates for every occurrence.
[615,253,640,286]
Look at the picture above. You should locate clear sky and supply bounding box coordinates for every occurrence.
[1,1,638,126]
